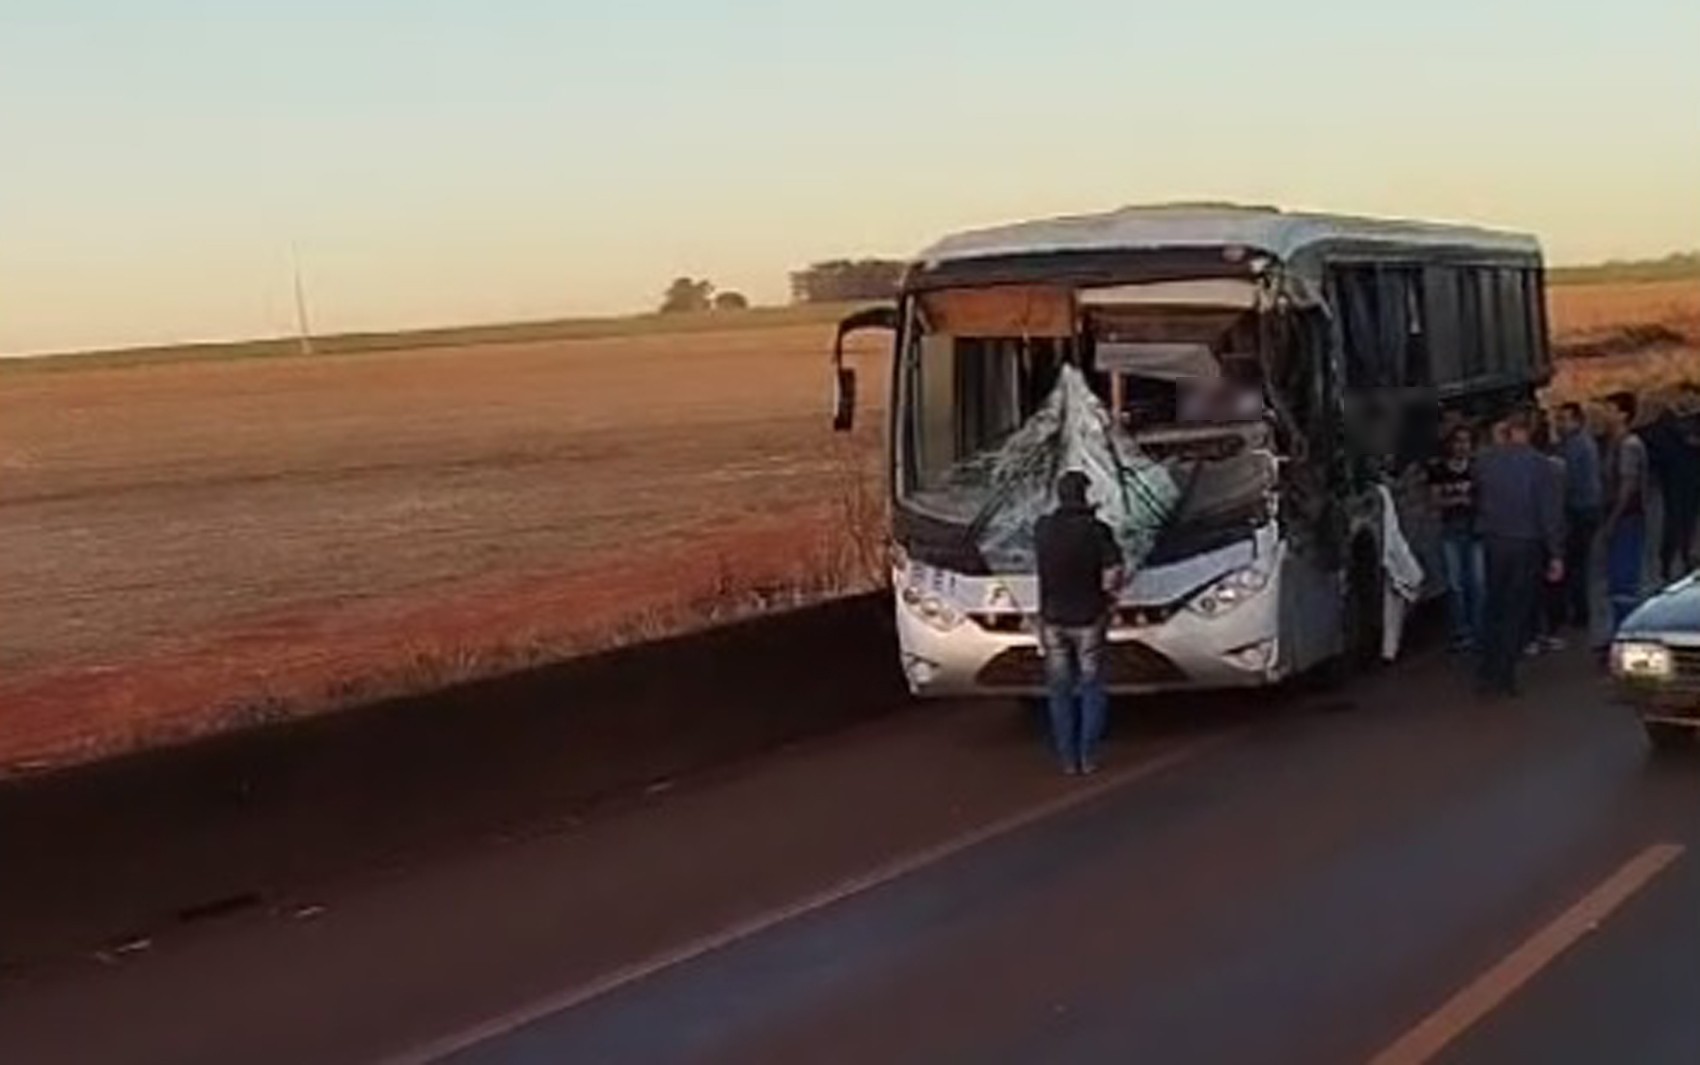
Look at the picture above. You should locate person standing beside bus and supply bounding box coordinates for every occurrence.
[1473,410,1564,698]
[1554,402,1603,630]
[1529,415,1570,653]
[1644,393,1700,580]
[1035,471,1125,776]
[1600,391,1650,634]
[1428,425,1484,653]
[1678,390,1700,574]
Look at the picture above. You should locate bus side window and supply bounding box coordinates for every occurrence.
[1401,270,1429,387]
[1375,268,1408,387]
[1377,267,1427,387]
[1423,267,1463,386]
[1331,266,1383,389]
[1475,269,1502,375]
[1496,267,1531,375]
[1457,269,1486,379]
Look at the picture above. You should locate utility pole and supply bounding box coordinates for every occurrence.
[291,244,315,357]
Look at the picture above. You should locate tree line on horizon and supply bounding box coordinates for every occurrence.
[658,278,750,314]
[658,259,907,314]
[662,249,1699,313]
[788,259,906,304]
[1549,251,1700,286]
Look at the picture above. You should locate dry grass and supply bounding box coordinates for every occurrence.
[1545,279,1700,404]
[0,318,890,770]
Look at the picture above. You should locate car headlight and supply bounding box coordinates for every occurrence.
[1188,567,1271,618]
[1612,641,1674,679]
[900,584,965,632]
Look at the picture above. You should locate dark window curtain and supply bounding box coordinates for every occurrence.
[1423,266,1463,385]
[1334,267,1382,388]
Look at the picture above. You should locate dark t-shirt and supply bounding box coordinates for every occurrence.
[1646,415,1700,504]
[1035,507,1121,626]
[1427,456,1476,535]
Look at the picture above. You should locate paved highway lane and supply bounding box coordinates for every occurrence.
[1441,764,1700,1065]
[435,651,1694,1065]
[1,642,1694,1065]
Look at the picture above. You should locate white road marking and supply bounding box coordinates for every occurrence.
[389,733,1232,1063]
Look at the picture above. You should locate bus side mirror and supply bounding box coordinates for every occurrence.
[831,304,897,433]
[833,367,858,432]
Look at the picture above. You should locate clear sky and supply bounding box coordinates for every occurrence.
[3,0,1697,354]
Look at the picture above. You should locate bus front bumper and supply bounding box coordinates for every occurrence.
[895,590,1282,697]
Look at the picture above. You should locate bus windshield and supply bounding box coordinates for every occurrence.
[898,284,1270,523]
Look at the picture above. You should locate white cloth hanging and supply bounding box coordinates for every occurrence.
[1378,483,1426,661]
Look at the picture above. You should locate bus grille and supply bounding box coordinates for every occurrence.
[976,641,1187,688]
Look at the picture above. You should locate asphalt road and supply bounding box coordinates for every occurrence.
[2,639,1694,1065]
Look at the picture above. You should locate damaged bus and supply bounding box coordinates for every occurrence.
[831,204,1551,697]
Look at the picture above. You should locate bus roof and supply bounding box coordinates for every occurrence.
[916,204,1541,267]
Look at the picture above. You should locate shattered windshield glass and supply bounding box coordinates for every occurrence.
[965,365,1180,572]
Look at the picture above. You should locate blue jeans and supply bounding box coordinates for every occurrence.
[1040,622,1108,771]
[1606,513,1646,634]
[1441,532,1485,647]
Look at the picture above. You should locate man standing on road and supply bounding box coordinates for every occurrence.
[1601,391,1650,634]
[1035,470,1125,775]
[1554,402,1603,631]
[1473,410,1564,698]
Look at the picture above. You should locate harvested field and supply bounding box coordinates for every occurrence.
[1546,278,1700,402]
[1,322,888,772]
[1,277,1695,773]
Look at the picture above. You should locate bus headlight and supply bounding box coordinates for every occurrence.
[1188,567,1270,619]
[1612,641,1674,679]
[900,584,965,632]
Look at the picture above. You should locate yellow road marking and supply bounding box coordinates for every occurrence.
[1369,842,1686,1065]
